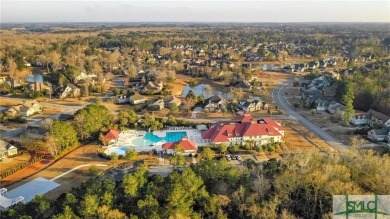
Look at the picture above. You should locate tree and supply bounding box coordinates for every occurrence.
[340,78,355,124]
[8,57,18,79]
[122,165,148,197]
[174,144,184,154]
[201,147,215,160]
[49,51,62,71]
[74,103,113,140]
[53,205,79,219]
[137,195,160,218]
[88,165,100,176]
[229,144,240,153]
[111,154,119,168]
[108,49,121,71]
[0,82,11,94]
[97,205,127,219]
[125,148,138,160]
[127,64,137,79]
[169,154,186,167]
[219,143,228,155]
[79,194,99,218]
[49,120,78,155]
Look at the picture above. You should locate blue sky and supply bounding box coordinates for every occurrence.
[1,0,389,23]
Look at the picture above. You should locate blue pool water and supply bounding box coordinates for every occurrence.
[106,131,188,155]
[131,131,187,146]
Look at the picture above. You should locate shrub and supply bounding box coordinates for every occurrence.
[88,165,100,176]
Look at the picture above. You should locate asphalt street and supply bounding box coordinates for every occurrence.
[272,80,347,151]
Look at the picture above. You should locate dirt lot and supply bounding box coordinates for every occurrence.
[0,150,31,173]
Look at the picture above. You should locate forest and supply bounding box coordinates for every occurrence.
[1,148,389,219]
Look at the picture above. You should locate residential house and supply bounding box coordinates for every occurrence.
[236,99,262,112]
[20,100,42,117]
[315,99,329,111]
[114,94,130,104]
[366,109,390,127]
[308,61,319,70]
[350,114,370,126]
[60,84,81,99]
[164,95,181,108]
[301,86,323,101]
[130,92,146,105]
[312,76,330,89]
[6,106,21,117]
[319,60,327,68]
[328,101,345,115]
[142,81,163,94]
[233,80,252,91]
[367,127,390,142]
[162,136,197,155]
[150,99,165,110]
[104,130,119,145]
[203,96,228,112]
[0,140,18,160]
[202,112,284,146]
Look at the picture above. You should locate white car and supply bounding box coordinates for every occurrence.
[225,155,232,160]
[235,155,242,161]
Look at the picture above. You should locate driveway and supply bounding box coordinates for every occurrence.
[272,80,347,151]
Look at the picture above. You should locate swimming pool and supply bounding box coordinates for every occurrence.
[131,132,187,146]
[105,131,188,155]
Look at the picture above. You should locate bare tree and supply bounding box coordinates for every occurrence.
[49,51,62,72]
[7,57,18,79]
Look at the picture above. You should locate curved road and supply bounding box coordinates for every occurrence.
[272,80,347,151]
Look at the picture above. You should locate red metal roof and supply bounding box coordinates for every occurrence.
[105,130,119,140]
[162,137,197,151]
[202,113,283,143]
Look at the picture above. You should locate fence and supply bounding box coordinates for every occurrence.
[0,155,44,180]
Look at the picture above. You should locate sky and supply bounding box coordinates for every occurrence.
[1,0,390,23]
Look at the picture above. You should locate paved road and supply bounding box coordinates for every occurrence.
[272,80,347,151]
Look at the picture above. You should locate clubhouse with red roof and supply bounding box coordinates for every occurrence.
[201,112,284,146]
[162,136,197,155]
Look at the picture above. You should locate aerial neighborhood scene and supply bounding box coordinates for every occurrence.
[0,0,389,218]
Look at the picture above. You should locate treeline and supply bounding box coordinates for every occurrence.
[336,64,390,116]
[1,149,389,219]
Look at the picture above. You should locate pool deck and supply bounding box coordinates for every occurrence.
[106,128,209,154]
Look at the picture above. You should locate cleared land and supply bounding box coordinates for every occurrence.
[0,150,31,173]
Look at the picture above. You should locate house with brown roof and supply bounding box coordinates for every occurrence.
[130,92,146,105]
[150,99,165,110]
[20,100,42,117]
[202,112,284,146]
[162,136,197,155]
[142,81,163,94]
[164,95,182,108]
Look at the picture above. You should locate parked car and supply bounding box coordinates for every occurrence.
[235,155,242,160]
[231,155,237,160]
[225,155,232,161]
